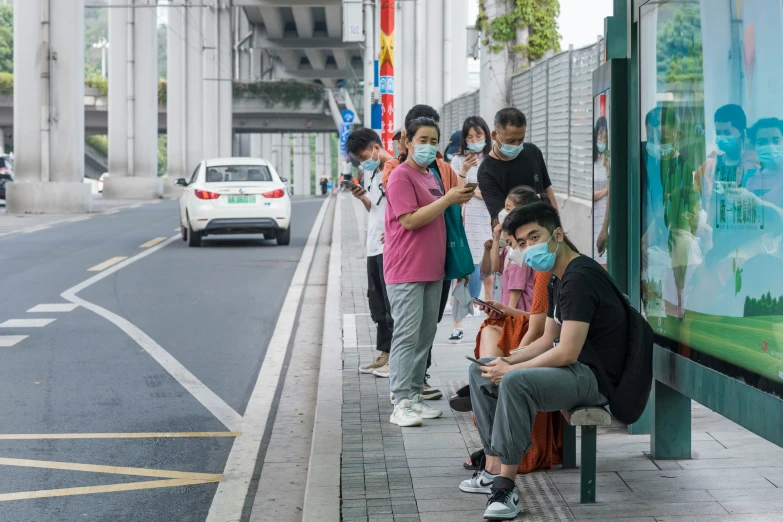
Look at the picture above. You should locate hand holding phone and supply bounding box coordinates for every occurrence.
[464,182,478,191]
[473,298,504,317]
[341,179,360,190]
[465,355,486,366]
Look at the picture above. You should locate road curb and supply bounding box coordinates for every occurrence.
[302,194,343,522]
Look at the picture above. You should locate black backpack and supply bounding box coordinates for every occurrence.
[580,265,655,425]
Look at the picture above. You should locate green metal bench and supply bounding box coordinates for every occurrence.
[561,406,612,503]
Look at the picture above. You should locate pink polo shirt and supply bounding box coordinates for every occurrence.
[384,162,446,284]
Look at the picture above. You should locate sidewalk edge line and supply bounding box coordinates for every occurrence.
[302,195,343,522]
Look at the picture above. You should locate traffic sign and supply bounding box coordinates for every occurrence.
[341,109,355,123]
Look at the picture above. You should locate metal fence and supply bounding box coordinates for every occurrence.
[440,38,605,200]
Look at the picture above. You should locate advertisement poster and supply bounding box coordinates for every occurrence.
[592,90,611,266]
[639,0,783,392]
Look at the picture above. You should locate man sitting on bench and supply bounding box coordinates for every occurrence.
[459,202,628,521]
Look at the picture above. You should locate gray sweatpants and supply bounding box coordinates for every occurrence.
[387,281,442,404]
[470,359,605,465]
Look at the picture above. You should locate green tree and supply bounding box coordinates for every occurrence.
[158,23,167,80]
[84,7,109,80]
[656,4,704,85]
[0,5,13,73]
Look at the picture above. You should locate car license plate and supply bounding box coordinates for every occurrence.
[227,195,256,204]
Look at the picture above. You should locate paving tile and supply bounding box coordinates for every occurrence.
[618,468,774,491]
[416,497,487,512]
[417,511,487,522]
[569,501,728,519]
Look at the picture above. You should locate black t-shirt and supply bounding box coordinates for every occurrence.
[547,255,627,395]
[477,143,552,220]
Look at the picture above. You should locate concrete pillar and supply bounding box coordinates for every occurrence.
[166,4,187,190]
[316,133,325,184]
[270,133,282,172]
[203,1,233,159]
[0,130,4,154]
[281,133,291,191]
[249,134,261,158]
[261,134,272,160]
[292,133,304,196]
[443,0,468,102]
[425,0,444,111]
[303,134,312,196]
[363,0,374,129]
[186,4,203,172]
[480,0,511,125]
[324,133,333,179]
[414,0,425,104]
[105,1,161,199]
[9,0,90,214]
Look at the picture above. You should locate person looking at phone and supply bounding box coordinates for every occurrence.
[384,117,475,427]
[345,128,397,378]
[477,108,559,223]
[447,116,495,344]
[458,201,627,520]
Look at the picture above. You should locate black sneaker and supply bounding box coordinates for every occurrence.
[421,374,443,400]
[448,328,464,343]
[484,477,521,520]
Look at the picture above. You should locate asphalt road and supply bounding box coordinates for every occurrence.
[0,198,326,521]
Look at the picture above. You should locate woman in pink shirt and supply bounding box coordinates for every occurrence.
[384,117,475,427]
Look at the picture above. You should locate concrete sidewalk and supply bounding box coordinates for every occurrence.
[321,194,783,521]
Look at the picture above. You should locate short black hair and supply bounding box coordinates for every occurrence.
[644,106,680,131]
[503,201,579,253]
[405,105,440,127]
[749,117,783,144]
[715,104,747,131]
[345,128,382,157]
[494,107,527,129]
[506,185,545,207]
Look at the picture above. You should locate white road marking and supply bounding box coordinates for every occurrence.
[0,336,28,347]
[205,197,330,522]
[0,319,56,328]
[27,304,79,313]
[61,236,243,432]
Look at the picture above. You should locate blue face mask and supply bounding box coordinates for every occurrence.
[467,140,485,153]
[497,138,524,159]
[596,140,607,154]
[521,234,560,272]
[756,144,783,170]
[716,136,741,156]
[360,147,381,173]
[411,144,438,167]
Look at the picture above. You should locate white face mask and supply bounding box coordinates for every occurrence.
[498,208,509,224]
[508,247,525,267]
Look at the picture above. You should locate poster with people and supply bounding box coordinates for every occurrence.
[639,0,783,393]
[592,90,611,266]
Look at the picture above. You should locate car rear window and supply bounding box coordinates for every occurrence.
[205,165,273,183]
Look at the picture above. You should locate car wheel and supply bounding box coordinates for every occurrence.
[276,227,291,246]
[181,224,187,241]
[187,218,202,247]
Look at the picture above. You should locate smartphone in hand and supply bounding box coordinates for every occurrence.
[465,355,486,366]
[341,179,361,191]
[473,298,503,316]
[464,182,478,190]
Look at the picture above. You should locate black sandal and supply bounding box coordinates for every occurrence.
[464,449,486,470]
[449,384,472,412]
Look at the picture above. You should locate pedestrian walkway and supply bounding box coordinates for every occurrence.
[329,193,783,521]
[0,196,162,238]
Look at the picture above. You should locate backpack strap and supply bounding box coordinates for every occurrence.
[571,263,634,400]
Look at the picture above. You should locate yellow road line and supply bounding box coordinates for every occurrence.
[88,257,127,272]
[139,237,168,248]
[0,478,219,503]
[0,457,222,481]
[0,431,241,440]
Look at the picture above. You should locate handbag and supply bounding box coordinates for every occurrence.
[430,167,474,280]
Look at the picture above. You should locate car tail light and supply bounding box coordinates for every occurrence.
[195,189,220,200]
[263,188,285,199]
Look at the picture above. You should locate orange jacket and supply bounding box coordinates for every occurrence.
[382,152,459,192]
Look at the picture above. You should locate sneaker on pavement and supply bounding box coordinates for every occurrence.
[372,362,390,378]
[421,375,443,400]
[359,352,389,374]
[410,394,442,419]
[389,400,422,427]
[484,477,521,520]
[448,328,464,344]
[459,468,497,494]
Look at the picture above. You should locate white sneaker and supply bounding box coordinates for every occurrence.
[389,400,422,427]
[459,469,497,494]
[448,328,464,344]
[410,394,442,419]
[484,485,522,520]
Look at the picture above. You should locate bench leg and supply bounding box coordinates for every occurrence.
[562,417,576,469]
[580,426,597,503]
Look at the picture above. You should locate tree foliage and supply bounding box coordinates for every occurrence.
[84,7,109,80]
[0,5,13,74]
[744,292,783,318]
[476,0,561,67]
[656,4,704,85]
